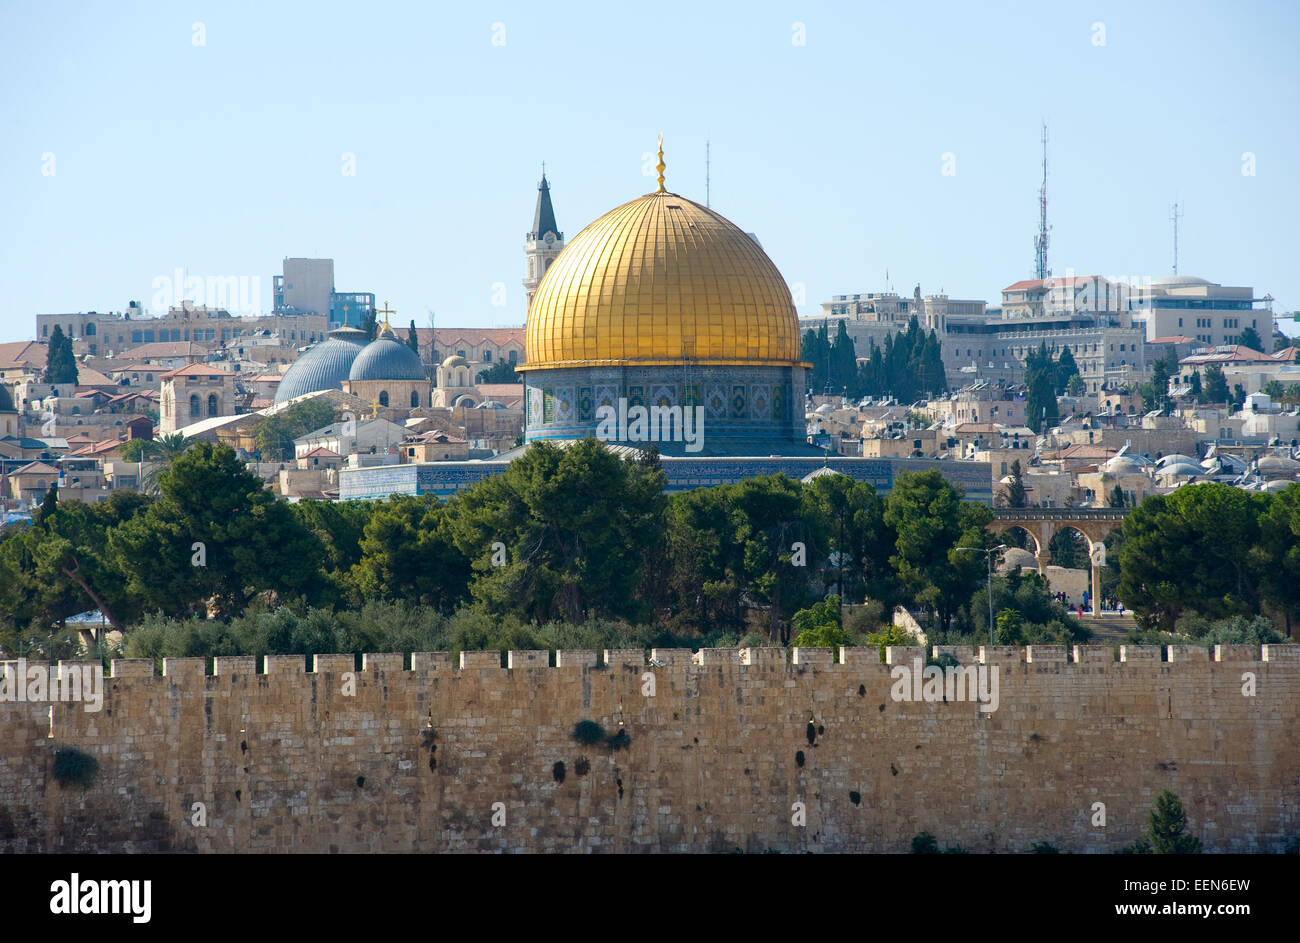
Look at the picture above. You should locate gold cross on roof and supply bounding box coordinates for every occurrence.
[375,301,396,332]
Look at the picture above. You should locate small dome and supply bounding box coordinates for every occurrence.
[1103,455,1143,475]
[998,548,1038,573]
[274,332,367,404]
[1155,462,1202,477]
[1156,453,1199,466]
[1257,454,1300,478]
[442,354,468,368]
[349,335,425,382]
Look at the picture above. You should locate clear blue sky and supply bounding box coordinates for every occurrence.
[3,0,1297,343]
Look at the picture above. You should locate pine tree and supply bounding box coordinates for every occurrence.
[43,324,79,385]
[1026,358,1059,434]
[1147,790,1203,854]
[1237,326,1263,352]
[38,483,58,528]
[1055,347,1080,394]
[1108,484,1126,508]
[407,320,419,354]
[830,321,857,395]
[1202,364,1229,404]
[1187,369,1202,403]
[922,330,947,396]
[361,310,378,342]
[1006,459,1027,508]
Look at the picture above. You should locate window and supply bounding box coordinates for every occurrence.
[42,324,48,336]
[379,391,389,407]
[1178,318,1183,327]
[86,323,95,336]
[189,394,200,418]
[410,390,419,408]
[207,394,218,417]
[457,349,466,358]
[483,350,492,363]
[132,331,143,344]
[508,350,517,364]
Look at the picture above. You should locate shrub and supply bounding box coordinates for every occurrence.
[51,747,99,789]
[572,720,606,745]
[911,832,939,854]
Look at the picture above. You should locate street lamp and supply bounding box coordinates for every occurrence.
[954,544,1007,650]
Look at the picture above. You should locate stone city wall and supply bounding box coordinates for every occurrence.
[1,644,1296,853]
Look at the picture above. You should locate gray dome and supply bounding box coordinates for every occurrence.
[348,332,425,382]
[274,333,366,404]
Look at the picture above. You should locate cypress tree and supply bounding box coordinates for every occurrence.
[43,325,79,385]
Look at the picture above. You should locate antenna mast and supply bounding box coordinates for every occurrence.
[1034,122,1050,280]
[705,139,710,208]
[1169,201,1183,274]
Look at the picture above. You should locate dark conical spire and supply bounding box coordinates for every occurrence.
[531,171,558,239]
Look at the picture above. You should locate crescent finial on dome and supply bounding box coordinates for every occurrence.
[656,133,666,193]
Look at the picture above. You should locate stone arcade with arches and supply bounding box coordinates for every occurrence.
[989,508,1127,616]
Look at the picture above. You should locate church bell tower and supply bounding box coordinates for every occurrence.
[524,168,563,312]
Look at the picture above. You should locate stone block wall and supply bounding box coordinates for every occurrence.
[1,644,1296,853]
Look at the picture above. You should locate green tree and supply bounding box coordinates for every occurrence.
[1186,369,1202,403]
[289,499,375,603]
[0,491,150,638]
[882,469,993,634]
[407,319,420,354]
[1108,484,1126,508]
[361,309,378,342]
[1261,379,1285,400]
[38,483,58,525]
[1252,484,1300,635]
[1048,527,1086,569]
[830,320,857,395]
[1117,484,1269,632]
[43,325,79,385]
[1202,364,1229,404]
[790,595,851,649]
[1237,326,1263,352]
[1149,351,1176,413]
[1004,459,1028,508]
[254,399,338,462]
[351,495,469,610]
[1025,359,1059,433]
[109,442,328,617]
[807,473,895,605]
[133,433,192,495]
[1066,373,1085,397]
[446,438,666,623]
[477,361,518,384]
[1131,791,1203,854]
[1055,347,1080,394]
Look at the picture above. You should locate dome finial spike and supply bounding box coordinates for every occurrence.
[656,133,666,193]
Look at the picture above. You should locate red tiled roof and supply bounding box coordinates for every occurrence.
[160,362,235,379]
[1180,345,1280,365]
[0,341,47,368]
[300,446,341,458]
[10,461,60,476]
[1149,335,1194,344]
[475,383,524,397]
[119,342,207,360]
[416,328,525,348]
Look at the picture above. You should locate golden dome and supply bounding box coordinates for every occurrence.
[525,190,801,370]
